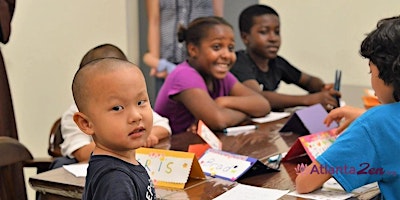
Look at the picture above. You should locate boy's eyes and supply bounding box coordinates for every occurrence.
[137,100,147,106]
[111,100,147,111]
[112,105,124,111]
[258,29,280,35]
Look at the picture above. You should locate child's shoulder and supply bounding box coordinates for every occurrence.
[168,62,202,81]
[361,102,400,118]
[350,102,400,133]
[88,155,123,167]
[88,155,146,174]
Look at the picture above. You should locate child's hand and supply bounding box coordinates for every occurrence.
[324,106,366,134]
[149,68,168,78]
[214,96,229,107]
[144,134,159,147]
[306,90,340,110]
[322,83,334,91]
[186,121,198,134]
[150,68,157,76]
[154,70,168,78]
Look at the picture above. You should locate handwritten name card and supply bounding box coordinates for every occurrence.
[136,147,205,189]
[199,149,279,181]
[197,120,222,150]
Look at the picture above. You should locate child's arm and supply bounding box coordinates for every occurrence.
[72,142,95,162]
[174,88,248,131]
[297,73,325,93]
[241,78,340,110]
[145,111,171,147]
[215,82,271,117]
[295,160,332,193]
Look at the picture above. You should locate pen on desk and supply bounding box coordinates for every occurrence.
[223,125,258,136]
[334,69,342,107]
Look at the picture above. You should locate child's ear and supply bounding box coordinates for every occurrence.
[187,43,198,58]
[73,112,94,136]
[240,32,249,46]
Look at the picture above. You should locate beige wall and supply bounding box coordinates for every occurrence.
[260,0,400,94]
[2,1,138,199]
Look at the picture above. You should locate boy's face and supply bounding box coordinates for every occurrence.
[189,24,236,80]
[241,14,281,60]
[79,64,153,153]
[369,61,395,104]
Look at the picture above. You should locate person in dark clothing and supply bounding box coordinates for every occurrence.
[230,4,340,111]
[0,0,18,139]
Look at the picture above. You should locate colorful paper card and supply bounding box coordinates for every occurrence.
[279,104,338,135]
[136,147,205,189]
[188,143,210,159]
[282,128,337,162]
[198,149,279,181]
[197,120,222,150]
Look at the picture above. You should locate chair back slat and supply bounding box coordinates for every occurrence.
[48,117,63,157]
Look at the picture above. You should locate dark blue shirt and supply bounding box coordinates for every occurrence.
[83,155,155,200]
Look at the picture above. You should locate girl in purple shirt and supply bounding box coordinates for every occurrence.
[155,16,270,134]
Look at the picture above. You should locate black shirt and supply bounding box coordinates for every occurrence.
[83,155,156,200]
[231,50,302,91]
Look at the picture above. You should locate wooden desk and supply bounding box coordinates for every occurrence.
[30,119,296,199]
[30,118,379,199]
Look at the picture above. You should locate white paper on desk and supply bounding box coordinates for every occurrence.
[251,112,290,123]
[213,184,289,200]
[63,163,88,177]
[323,178,379,195]
[287,189,353,200]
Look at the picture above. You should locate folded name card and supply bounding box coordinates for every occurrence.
[279,104,338,135]
[198,149,279,181]
[136,147,205,189]
[197,120,222,150]
[282,128,337,162]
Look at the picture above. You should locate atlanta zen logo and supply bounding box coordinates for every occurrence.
[295,162,397,176]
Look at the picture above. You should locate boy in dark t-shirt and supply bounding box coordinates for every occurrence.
[231,4,340,111]
[72,58,155,200]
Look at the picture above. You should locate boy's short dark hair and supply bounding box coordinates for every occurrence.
[239,4,279,34]
[79,43,127,68]
[360,16,400,101]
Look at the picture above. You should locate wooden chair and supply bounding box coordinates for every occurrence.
[0,136,51,200]
[48,117,63,157]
